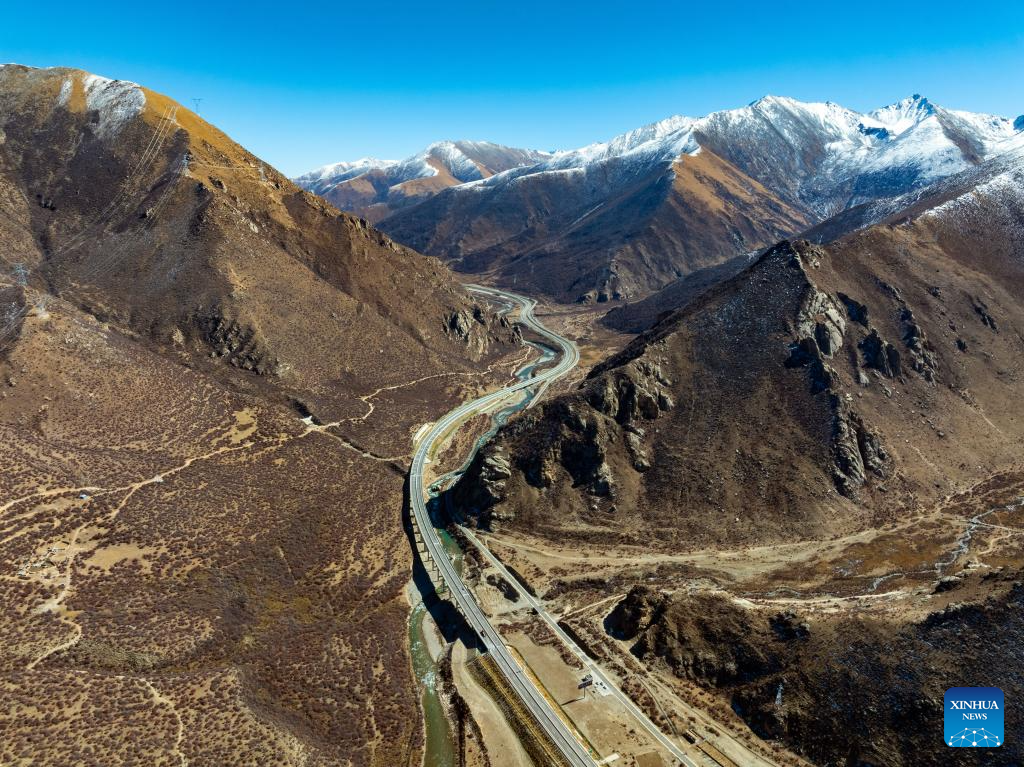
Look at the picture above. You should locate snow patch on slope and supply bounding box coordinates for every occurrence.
[56,78,72,107]
[921,148,1024,223]
[81,74,145,139]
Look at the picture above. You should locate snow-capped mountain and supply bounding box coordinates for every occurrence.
[807,131,1024,245]
[694,94,1020,216]
[452,93,1018,217]
[297,157,398,187]
[306,95,1022,302]
[294,140,549,222]
[609,142,1024,333]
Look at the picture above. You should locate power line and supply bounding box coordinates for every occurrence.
[0,109,187,348]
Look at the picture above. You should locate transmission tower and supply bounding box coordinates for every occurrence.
[191,98,203,116]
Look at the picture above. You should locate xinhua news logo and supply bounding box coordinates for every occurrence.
[945,687,1004,747]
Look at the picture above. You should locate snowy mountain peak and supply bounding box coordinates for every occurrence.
[750,94,795,108]
[1,66,148,140]
[395,140,551,184]
[868,94,937,136]
[293,139,551,220]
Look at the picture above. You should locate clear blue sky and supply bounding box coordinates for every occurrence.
[3,0,1023,175]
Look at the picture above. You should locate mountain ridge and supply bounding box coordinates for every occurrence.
[445,148,1024,763]
[351,93,1022,302]
[0,63,523,767]
[295,139,551,223]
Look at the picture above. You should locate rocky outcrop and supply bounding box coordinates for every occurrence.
[547,403,613,497]
[862,277,941,384]
[454,446,514,520]
[451,351,675,523]
[604,585,666,640]
[769,610,810,640]
[933,574,963,593]
[614,582,1024,767]
[832,401,888,496]
[624,426,650,472]
[561,358,675,494]
[443,304,522,359]
[971,296,999,331]
[796,285,846,358]
[900,308,938,382]
[586,358,675,424]
[610,588,783,686]
[859,328,902,378]
[837,292,869,326]
[785,264,888,496]
[858,283,939,384]
[196,309,277,375]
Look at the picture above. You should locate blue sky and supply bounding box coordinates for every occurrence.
[3,1,1023,175]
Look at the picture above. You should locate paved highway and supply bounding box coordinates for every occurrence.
[413,285,774,767]
[410,286,592,767]
[458,523,699,767]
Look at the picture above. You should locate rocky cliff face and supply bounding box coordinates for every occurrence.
[444,304,521,359]
[453,349,677,528]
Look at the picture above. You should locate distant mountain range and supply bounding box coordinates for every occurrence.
[297,96,1023,302]
[294,141,550,223]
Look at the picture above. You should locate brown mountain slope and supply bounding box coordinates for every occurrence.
[606,572,1024,767]
[0,64,520,420]
[601,253,752,333]
[448,161,1024,765]
[616,141,1024,328]
[383,147,808,303]
[452,208,1024,549]
[0,65,520,767]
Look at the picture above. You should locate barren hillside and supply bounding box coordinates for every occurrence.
[0,64,521,767]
